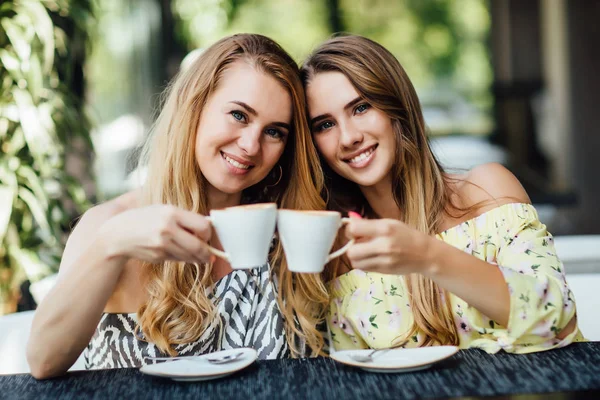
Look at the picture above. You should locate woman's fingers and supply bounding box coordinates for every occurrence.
[169,226,212,263]
[163,243,191,263]
[345,218,397,240]
[174,209,213,242]
[347,236,397,269]
[347,238,387,262]
[349,255,394,271]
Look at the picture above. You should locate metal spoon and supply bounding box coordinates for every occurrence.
[348,348,390,363]
[145,351,245,365]
[206,351,245,364]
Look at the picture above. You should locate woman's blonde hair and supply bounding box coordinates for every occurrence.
[137,33,331,357]
[302,34,464,347]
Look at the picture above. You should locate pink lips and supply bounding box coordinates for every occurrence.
[344,146,376,169]
[221,151,254,175]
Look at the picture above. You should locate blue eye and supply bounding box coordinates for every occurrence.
[231,110,246,122]
[314,121,335,133]
[355,103,370,114]
[265,128,285,140]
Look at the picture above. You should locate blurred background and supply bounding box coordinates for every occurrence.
[1,0,599,342]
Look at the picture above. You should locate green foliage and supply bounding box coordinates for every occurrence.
[0,0,94,313]
[173,0,493,135]
[173,0,331,61]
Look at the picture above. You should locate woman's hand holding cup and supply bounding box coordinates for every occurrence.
[277,210,354,273]
[98,204,214,265]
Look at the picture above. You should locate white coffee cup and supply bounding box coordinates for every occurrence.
[277,210,354,273]
[206,203,277,269]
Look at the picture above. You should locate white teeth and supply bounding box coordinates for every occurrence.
[348,148,374,163]
[224,155,250,169]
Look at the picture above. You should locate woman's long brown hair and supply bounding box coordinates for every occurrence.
[137,33,331,356]
[302,34,467,347]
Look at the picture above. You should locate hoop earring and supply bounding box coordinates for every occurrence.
[266,165,283,188]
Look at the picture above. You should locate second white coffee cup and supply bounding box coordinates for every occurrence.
[206,203,277,269]
[277,210,353,273]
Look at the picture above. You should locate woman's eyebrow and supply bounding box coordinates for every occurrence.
[230,100,291,131]
[309,96,362,126]
[310,113,332,127]
[229,101,258,115]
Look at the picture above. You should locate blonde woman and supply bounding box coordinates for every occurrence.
[301,35,585,354]
[27,34,330,379]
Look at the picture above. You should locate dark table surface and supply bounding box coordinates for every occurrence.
[2,342,600,400]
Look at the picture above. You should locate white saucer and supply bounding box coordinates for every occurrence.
[330,346,459,373]
[140,348,258,382]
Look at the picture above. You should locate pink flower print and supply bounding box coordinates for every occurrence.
[333,279,342,291]
[338,316,355,336]
[388,305,402,329]
[518,310,528,321]
[534,280,549,304]
[352,288,363,300]
[512,241,534,255]
[531,318,554,338]
[563,298,574,314]
[454,225,467,239]
[500,266,517,279]
[514,261,531,275]
[356,313,372,337]
[330,312,339,328]
[507,283,515,296]
[463,238,475,255]
[364,284,376,302]
[497,335,516,351]
[456,316,472,336]
[562,288,574,313]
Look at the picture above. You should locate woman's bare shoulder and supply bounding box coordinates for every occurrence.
[60,190,142,272]
[447,163,531,217]
[74,189,142,230]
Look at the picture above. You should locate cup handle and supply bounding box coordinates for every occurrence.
[326,218,354,262]
[204,217,229,261]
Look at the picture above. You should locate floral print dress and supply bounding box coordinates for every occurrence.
[328,203,586,354]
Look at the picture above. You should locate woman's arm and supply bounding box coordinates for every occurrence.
[26,202,131,379]
[27,195,214,379]
[346,164,578,344]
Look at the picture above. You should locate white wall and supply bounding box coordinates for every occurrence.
[0,311,85,375]
[565,273,600,340]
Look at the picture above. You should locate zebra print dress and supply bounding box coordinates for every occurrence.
[84,264,291,369]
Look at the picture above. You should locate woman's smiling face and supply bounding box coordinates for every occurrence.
[195,60,291,196]
[306,71,396,189]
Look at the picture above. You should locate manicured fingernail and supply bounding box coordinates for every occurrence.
[348,211,362,219]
